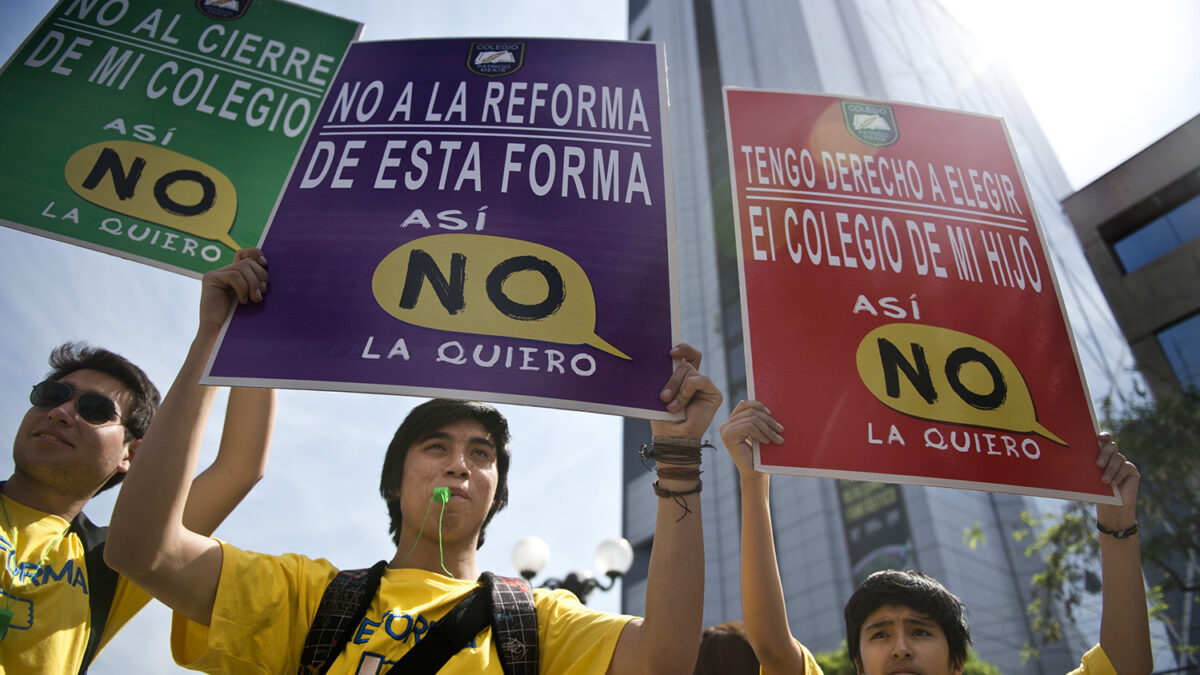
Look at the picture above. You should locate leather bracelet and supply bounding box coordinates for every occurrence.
[653,479,701,522]
[1097,521,1138,539]
[639,438,713,467]
[656,466,702,481]
[652,478,702,497]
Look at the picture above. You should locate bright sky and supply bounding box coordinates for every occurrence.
[0,1,1196,673]
[941,0,1200,188]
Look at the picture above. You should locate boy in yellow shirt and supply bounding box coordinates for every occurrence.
[720,400,1152,675]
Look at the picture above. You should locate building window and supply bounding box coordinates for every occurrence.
[625,537,652,587]
[1112,192,1200,273]
[1156,312,1200,391]
[630,0,650,23]
[622,418,652,484]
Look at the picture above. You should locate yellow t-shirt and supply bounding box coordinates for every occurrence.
[755,638,824,674]
[172,541,635,674]
[0,498,150,674]
[1068,644,1117,675]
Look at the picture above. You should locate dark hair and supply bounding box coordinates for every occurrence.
[379,399,511,549]
[693,621,759,675]
[844,570,970,670]
[47,342,161,494]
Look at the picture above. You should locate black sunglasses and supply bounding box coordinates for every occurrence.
[30,380,124,426]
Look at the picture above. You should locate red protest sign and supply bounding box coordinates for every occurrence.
[725,88,1115,503]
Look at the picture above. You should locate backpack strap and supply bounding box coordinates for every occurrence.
[298,560,387,675]
[299,566,538,675]
[384,582,492,674]
[383,572,538,675]
[482,573,539,675]
[69,510,118,675]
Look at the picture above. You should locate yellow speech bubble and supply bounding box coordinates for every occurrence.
[855,323,1064,444]
[372,233,630,359]
[65,140,241,250]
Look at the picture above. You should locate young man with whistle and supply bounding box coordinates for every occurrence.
[720,400,1153,675]
[106,248,723,674]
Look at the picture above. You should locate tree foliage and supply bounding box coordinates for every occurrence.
[1101,391,1200,595]
[1015,390,1200,661]
[813,642,855,675]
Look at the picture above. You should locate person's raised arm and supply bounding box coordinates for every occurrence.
[719,400,808,675]
[608,343,722,675]
[179,385,275,536]
[1094,432,1153,675]
[105,249,269,626]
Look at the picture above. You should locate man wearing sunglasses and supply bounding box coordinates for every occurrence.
[1,260,275,674]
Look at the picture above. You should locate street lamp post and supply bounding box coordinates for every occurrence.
[511,535,634,605]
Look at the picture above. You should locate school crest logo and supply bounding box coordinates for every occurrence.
[467,41,525,77]
[196,0,251,20]
[840,100,899,148]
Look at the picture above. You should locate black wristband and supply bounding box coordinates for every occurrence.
[652,478,702,498]
[652,479,702,523]
[1097,521,1138,539]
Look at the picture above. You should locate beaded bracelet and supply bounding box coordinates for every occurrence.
[1097,521,1138,539]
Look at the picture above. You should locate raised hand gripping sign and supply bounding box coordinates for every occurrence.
[725,88,1114,502]
[203,38,680,419]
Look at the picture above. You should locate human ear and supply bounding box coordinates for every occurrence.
[118,438,140,473]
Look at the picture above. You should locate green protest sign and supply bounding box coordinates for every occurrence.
[0,0,359,276]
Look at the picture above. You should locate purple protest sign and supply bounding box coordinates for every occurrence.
[203,38,680,419]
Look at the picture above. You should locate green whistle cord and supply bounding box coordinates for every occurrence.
[397,495,454,578]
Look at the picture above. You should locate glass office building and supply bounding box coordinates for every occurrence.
[1065,123,1200,397]
[1063,114,1200,663]
[620,1,1149,673]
